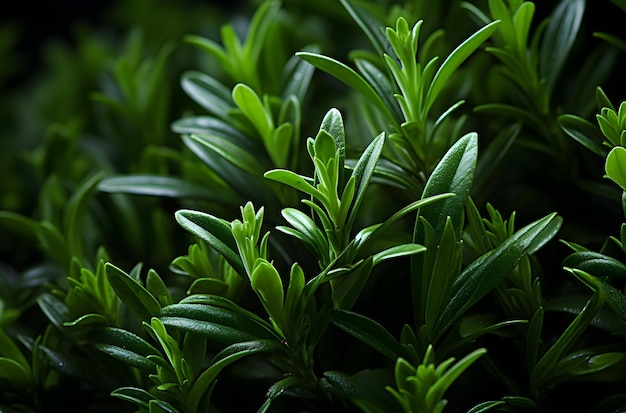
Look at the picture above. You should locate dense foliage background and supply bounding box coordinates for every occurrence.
[2,0,626,412]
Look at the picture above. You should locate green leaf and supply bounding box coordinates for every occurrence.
[180,70,233,119]
[339,0,391,57]
[296,52,395,124]
[158,303,275,341]
[412,133,477,326]
[38,343,94,379]
[251,259,285,323]
[319,108,346,157]
[279,207,328,259]
[232,83,273,141]
[415,132,477,240]
[457,314,525,340]
[111,387,155,409]
[264,169,324,200]
[159,316,262,345]
[240,0,279,67]
[173,115,250,142]
[526,307,544,370]
[324,370,402,413]
[282,46,318,102]
[37,292,70,329]
[268,122,293,169]
[606,146,626,191]
[105,263,161,322]
[425,21,500,114]
[609,0,626,12]
[557,348,626,378]
[538,0,586,94]
[354,58,403,124]
[187,340,282,412]
[558,114,608,157]
[531,291,604,390]
[424,217,462,328]
[567,268,626,324]
[64,172,104,263]
[0,328,29,372]
[563,251,626,280]
[0,358,29,384]
[259,376,310,413]
[63,313,109,329]
[181,135,273,207]
[347,133,385,233]
[433,212,558,339]
[37,221,71,268]
[513,2,535,52]
[473,123,520,194]
[147,269,172,307]
[190,133,269,177]
[372,244,426,267]
[355,193,454,252]
[528,214,562,255]
[0,211,39,244]
[330,258,374,310]
[330,309,404,360]
[285,263,305,324]
[89,327,159,372]
[175,209,245,277]
[148,399,181,413]
[467,401,507,413]
[475,103,547,134]
[430,348,487,404]
[187,278,228,295]
[98,175,219,200]
[594,32,626,53]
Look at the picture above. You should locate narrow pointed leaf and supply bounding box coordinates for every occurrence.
[188,340,282,411]
[180,70,233,119]
[0,328,29,370]
[606,147,626,191]
[347,133,385,232]
[568,268,626,324]
[354,58,403,124]
[372,244,426,267]
[182,135,272,207]
[98,175,219,200]
[260,376,310,413]
[264,169,323,200]
[434,213,558,338]
[330,309,404,360]
[558,115,607,157]
[324,370,401,413]
[89,327,160,372]
[64,172,104,263]
[339,0,392,57]
[415,132,477,242]
[282,46,318,101]
[0,358,29,383]
[425,21,499,113]
[538,0,586,94]
[563,251,626,280]
[190,134,268,177]
[111,387,155,409]
[159,303,275,340]
[175,209,245,277]
[105,263,161,321]
[232,83,273,141]
[296,52,395,124]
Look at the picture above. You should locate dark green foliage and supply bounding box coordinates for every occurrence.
[2,0,626,412]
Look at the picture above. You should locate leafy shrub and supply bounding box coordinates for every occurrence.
[2,0,626,412]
